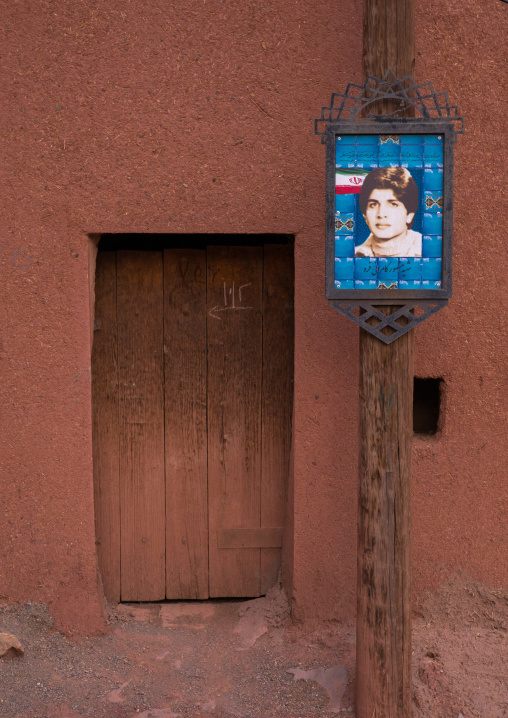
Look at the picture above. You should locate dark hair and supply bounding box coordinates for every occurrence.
[359,167,419,228]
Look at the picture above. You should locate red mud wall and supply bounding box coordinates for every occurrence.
[410,0,508,607]
[291,0,508,624]
[0,0,506,634]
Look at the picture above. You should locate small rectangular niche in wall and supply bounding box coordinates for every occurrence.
[413,378,443,435]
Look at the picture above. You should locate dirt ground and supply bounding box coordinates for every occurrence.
[0,574,507,718]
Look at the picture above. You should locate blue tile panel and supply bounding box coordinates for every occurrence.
[354,257,378,280]
[422,212,443,235]
[333,134,444,291]
[335,257,354,280]
[400,144,424,168]
[378,142,400,167]
[399,280,422,289]
[336,136,443,171]
[335,212,355,235]
[335,193,355,213]
[422,258,442,281]
[422,280,442,289]
[425,135,444,144]
[355,147,379,169]
[399,258,422,281]
[423,168,444,191]
[401,135,425,144]
[378,258,400,284]
[355,279,378,289]
[335,279,355,289]
[422,236,442,257]
[424,144,444,168]
[335,236,355,257]
[356,135,379,145]
[335,137,357,167]
[424,191,443,212]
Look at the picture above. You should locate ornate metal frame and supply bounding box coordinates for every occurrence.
[324,120,454,302]
[315,71,463,343]
[315,69,464,143]
[329,299,447,344]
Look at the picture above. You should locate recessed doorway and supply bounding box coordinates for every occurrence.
[92,235,294,602]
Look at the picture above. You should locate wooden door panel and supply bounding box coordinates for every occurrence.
[117,251,165,601]
[207,246,263,597]
[261,245,294,593]
[93,243,293,602]
[92,252,121,602]
[164,249,208,599]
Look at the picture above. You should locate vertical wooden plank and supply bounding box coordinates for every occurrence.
[92,251,120,602]
[357,329,413,718]
[117,251,165,601]
[207,246,263,598]
[363,0,415,83]
[357,3,415,714]
[260,245,294,593]
[164,249,208,599]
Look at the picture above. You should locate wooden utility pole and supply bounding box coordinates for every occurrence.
[356,1,415,717]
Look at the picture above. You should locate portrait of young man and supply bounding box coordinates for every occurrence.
[355,167,422,258]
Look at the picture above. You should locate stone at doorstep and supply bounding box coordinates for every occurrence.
[0,632,24,658]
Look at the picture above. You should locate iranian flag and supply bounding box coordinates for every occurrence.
[335,168,370,194]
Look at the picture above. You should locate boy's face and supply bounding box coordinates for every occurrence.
[363,189,415,242]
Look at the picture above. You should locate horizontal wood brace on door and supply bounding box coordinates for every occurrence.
[217,528,284,549]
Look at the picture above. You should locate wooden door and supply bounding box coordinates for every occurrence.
[207,246,263,597]
[164,249,208,599]
[92,244,293,601]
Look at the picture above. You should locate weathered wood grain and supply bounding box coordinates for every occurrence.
[357,1,415,715]
[363,0,415,84]
[207,246,263,597]
[357,329,413,718]
[94,244,293,603]
[217,527,283,550]
[91,251,120,602]
[164,249,208,599]
[117,251,165,601]
[261,245,294,593]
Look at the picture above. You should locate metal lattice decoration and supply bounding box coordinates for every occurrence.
[315,70,463,343]
[331,300,447,345]
[315,69,464,144]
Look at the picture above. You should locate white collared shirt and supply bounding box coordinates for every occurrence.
[355,229,422,258]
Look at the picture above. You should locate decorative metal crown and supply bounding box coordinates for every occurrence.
[315,69,464,143]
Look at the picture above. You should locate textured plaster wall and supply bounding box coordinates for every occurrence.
[0,0,506,634]
[0,0,362,633]
[411,0,508,604]
[293,0,508,624]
